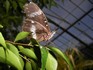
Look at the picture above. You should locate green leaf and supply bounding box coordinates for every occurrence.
[49,47,73,70]
[46,52,58,70]
[18,2,24,9]
[19,56,24,68]
[14,31,30,42]
[25,61,32,70]
[18,0,27,3]
[0,24,3,28]
[0,47,23,70]
[0,32,6,48]
[41,47,48,70]
[18,45,24,50]
[30,59,38,70]
[12,1,17,10]
[19,47,37,60]
[4,0,10,13]
[6,43,19,57]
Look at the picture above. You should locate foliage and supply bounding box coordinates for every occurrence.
[0,32,72,70]
[0,31,93,70]
[0,0,27,40]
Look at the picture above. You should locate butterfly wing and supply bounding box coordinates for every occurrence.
[23,2,51,34]
[22,2,54,41]
[22,18,51,41]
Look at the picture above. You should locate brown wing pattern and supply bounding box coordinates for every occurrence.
[22,2,53,41]
[23,2,51,34]
[22,18,51,41]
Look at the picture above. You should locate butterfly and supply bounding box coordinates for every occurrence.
[22,2,55,42]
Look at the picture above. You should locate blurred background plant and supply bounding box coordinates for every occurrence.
[0,0,27,40]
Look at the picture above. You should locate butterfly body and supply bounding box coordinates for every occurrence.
[22,2,55,41]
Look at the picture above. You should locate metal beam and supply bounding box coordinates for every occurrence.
[47,8,93,46]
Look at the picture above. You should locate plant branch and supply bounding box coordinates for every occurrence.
[6,40,32,47]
